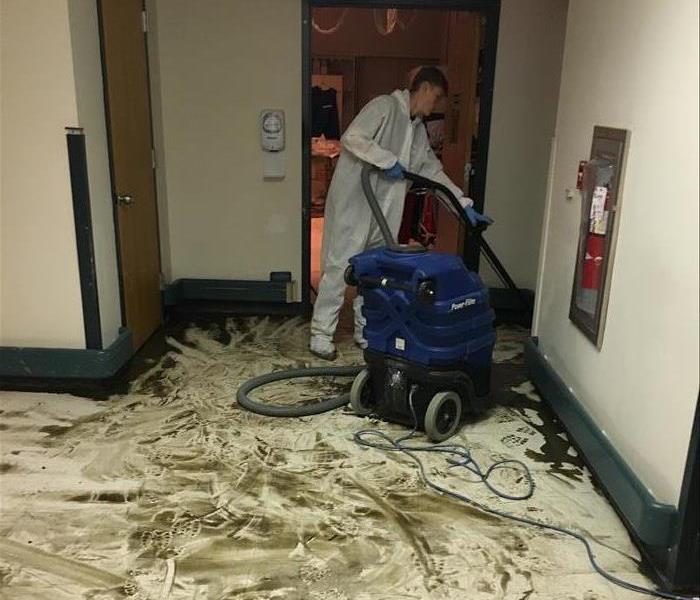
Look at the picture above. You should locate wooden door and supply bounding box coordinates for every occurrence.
[435,12,481,255]
[99,0,162,350]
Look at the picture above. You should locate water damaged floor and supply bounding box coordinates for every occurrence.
[0,317,656,599]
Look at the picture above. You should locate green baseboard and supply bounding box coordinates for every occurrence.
[0,328,133,380]
[524,337,677,547]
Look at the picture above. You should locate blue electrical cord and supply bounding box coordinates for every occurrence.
[353,389,699,600]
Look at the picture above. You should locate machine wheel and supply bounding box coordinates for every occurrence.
[344,265,358,286]
[349,369,373,416]
[424,391,462,442]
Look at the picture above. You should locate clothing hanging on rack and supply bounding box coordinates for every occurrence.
[311,86,340,140]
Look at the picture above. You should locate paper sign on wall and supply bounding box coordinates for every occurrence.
[589,186,608,235]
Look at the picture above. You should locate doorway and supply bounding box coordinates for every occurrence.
[302,2,500,312]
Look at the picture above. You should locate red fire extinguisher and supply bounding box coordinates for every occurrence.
[581,233,605,289]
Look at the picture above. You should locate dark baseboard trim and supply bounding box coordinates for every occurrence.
[166,300,306,319]
[162,277,306,318]
[489,287,534,327]
[164,278,294,306]
[0,328,133,380]
[524,337,677,547]
[488,287,534,309]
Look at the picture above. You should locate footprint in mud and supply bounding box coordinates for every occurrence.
[310,589,348,600]
[300,557,332,583]
[322,515,359,539]
[516,425,536,436]
[121,578,148,599]
[140,527,184,556]
[139,492,161,506]
[501,434,530,448]
[171,515,202,538]
[495,410,516,424]
[392,472,421,491]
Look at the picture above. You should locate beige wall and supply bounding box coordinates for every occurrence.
[481,0,568,290]
[150,0,566,297]
[67,0,121,347]
[0,0,85,348]
[149,0,302,295]
[145,0,172,283]
[535,0,699,505]
[0,3,3,326]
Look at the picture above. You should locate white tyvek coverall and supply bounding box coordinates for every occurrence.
[310,89,469,345]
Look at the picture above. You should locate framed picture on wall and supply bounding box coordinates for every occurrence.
[569,126,630,348]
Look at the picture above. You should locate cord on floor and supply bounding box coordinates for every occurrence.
[352,390,698,600]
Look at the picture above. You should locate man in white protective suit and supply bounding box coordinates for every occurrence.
[310,66,492,361]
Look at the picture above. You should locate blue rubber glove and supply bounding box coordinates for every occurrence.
[464,205,494,227]
[383,161,405,180]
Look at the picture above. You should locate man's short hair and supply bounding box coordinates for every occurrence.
[410,66,449,95]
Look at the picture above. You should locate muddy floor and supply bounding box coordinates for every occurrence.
[0,317,656,599]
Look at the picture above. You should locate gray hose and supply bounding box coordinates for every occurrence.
[236,365,363,417]
[360,164,398,250]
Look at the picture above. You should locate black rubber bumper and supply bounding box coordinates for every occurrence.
[362,349,491,428]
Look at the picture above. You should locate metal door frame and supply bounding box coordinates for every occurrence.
[301,0,502,314]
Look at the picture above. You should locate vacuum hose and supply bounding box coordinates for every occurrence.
[235,166,380,418]
[360,165,399,250]
[237,165,528,417]
[236,365,363,417]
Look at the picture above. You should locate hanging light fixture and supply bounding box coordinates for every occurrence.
[373,8,398,35]
[312,8,348,35]
[372,8,417,36]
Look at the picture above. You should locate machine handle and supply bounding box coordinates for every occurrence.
[359,164,489,252]
[358,164,530,312]
[401,170,490,236]
[357,275,413,293]
[356,274,436,304]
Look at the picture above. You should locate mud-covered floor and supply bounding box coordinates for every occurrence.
[0,316,656,599]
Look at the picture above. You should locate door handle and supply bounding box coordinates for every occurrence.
[117,194,134,206]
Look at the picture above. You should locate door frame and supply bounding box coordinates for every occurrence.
[301,0,501,314]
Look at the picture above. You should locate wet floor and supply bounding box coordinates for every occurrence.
[0,316,656,599]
